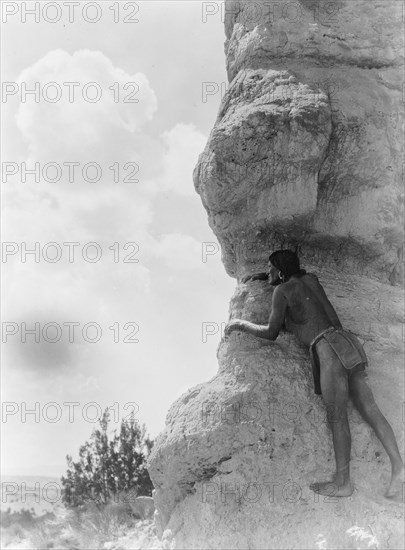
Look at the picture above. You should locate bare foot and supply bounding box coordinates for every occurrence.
[384,466,404,501]
[310,480,353,497]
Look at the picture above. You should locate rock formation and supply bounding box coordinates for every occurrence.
[148,1,404,548]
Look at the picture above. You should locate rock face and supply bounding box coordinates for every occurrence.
[195,0,404,284]
[147,2,404,548]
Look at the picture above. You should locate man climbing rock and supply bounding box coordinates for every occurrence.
[224,249,404,499]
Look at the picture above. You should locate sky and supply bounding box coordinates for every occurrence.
[1,0,236,477]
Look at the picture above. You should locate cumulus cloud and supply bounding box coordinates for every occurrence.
[4,49,158,270]
[15,49,158,162]
[3,50,212,383]
[3,50,161,376]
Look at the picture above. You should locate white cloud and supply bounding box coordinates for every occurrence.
[4,54,212,343]
[152,233,206,270]
[158,123,207,196]
[4,49,158,323]
[15,49,158,162]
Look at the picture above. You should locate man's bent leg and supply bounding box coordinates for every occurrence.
[349,371,404,499]
[310,340,353,497]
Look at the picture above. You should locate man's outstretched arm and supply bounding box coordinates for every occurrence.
[225,286,287,341]
[241,272,269,284]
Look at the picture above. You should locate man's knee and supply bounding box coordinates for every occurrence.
[358,399,381,418]
[324,402,348,424]
[349,372,373,403]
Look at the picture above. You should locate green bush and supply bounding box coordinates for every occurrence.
[61,408,154,508]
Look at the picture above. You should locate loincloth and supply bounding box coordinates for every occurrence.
[309,327,368,395]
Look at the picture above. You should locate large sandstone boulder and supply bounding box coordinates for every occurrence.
[147,1,404,548]
[195,0,403,284]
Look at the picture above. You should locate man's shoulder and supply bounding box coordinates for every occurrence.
[305,272,319,281]
[282,272,319,294]
[289,271,319,283]
[272,284,284,295]
[272,284,287,300]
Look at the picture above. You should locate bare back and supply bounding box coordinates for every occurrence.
[281,273,342,346]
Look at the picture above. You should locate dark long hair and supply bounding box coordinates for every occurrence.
[269,249,306,285]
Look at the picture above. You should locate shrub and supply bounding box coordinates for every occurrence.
[61,409,154,508]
